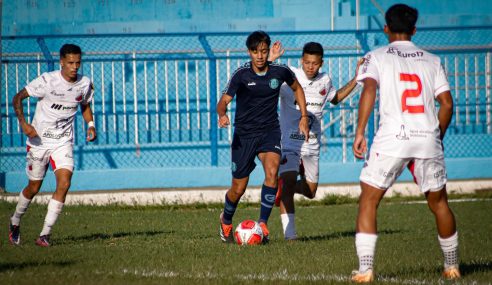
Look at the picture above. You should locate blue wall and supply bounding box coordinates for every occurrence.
[3,0,492,36]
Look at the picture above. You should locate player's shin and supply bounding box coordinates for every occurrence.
[439,231,459,269]
[222,193,239,224]
[355,233,378,272]
[40,199,64,236]
[11,192,32,225]
[280,213,296,240]
[259,184,277,223]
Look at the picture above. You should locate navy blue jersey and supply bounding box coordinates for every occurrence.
[223,61,296,137]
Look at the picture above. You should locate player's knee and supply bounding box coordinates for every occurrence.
[25,181,42,196]
[56,179,71,192]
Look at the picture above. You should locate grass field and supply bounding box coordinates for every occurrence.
[1,195,491,284]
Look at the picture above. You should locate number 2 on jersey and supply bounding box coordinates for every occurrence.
[400,73,424,113]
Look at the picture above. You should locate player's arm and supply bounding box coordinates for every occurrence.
[289,79,310,141]
[12,88,38,138]
[331,58,365,105]
[217,93,233,128]
[435,91,453,140]
[268,40,285,62]
[81,103,97,142]
[353,78,377,159]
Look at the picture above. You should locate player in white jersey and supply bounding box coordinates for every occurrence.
[351,4,459,282]
[9,44,97,247]
[269,41,363,240]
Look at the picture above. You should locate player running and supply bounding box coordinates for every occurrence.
[217,31,309,243]
[351,4,459,282]
[9,44,97,247]
[269,41,363,240]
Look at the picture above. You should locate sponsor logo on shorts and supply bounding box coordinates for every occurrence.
[27,152,43,161]
[231,162,237,172]
[247,82,256,86]
[433,169,445,178]
[289,133,318,141]
[396,124,409,140]
[378,169,394,178]
[269,78,279,89]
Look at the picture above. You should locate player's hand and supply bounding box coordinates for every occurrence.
[299,116,310,142]
[268,40,285,62]
[87,126,97,142]
[352,133,367,159]
[355,57,365,76]
[218,115,230,128]
[21,122,39,138]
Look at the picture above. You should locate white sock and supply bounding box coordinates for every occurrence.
[280,213,297,240]
[10,192,32,226]
[355,233,378,272]
[439,231,459,269]
[40,199,64,236]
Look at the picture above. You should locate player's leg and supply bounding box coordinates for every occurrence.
[352,152,406,282]
[9,147,49,245]
[294,154,319,199]
[279,170,297,240]
[36,145,74,247]
[220,133,256,242]
[257,151,280,242]
[413,157,460,279]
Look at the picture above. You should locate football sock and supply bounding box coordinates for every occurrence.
[40,199,64,236]
[222,193,238,224]
[11,192,32,226]
[355,233,378,272]
[280,213,296,240]
[439,231,459,269]
[259,184,277,223]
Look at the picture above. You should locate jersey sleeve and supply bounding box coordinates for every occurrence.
[324,76,337,105]
[81,82,95,105]
[434,61,451,97]
[222,69,241,98]
[282,64,296,86]
[356,52,379,84]
[25,73,50,99]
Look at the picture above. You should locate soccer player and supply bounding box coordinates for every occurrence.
[351,4,459,282]
[269,41,363,240]
[9,44,96,247]
[217,31,309,243]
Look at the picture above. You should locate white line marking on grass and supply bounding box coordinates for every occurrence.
[122,268,440,284]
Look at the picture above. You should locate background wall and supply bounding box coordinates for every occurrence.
[2,0,492,36]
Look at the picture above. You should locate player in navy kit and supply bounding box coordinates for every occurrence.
[216,31,309,243]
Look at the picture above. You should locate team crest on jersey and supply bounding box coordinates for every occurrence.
[76,94,83,102]
[269,78,279,89]
[319,88,327,96]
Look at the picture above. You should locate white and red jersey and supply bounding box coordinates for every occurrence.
[280,66,336,155]
[25,70,93,148]
[357,41,450,158]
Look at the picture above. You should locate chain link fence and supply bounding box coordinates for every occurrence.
[1,27,491,173]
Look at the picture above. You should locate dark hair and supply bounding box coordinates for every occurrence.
[246,31,271,50]
[60,44,82,58]
[385,4,418,35]
[302,42,324,57]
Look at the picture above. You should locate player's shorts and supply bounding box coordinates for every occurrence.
[231,129,281,179]
[359,150,447,192]
[279,149,319,183]
[26,144,74,181]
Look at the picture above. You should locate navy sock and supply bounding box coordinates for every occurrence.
[222,193,238,224]
[259,184,277,223]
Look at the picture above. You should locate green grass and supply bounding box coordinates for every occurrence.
[0,197,491,284]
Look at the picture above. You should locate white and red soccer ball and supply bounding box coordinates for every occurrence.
[234,220,263,245]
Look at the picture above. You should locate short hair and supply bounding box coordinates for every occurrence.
[246,31,271,50]
[60,44,82,58]
[302,42,324,57]
[385,4,418,35]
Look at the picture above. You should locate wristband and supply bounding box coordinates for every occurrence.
[88,121,95,128]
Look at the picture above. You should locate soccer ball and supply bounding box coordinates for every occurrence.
[234,220,263,245]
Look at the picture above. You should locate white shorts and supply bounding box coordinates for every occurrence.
[279,149,319,183]
[359,150,447,192]
[26,144,74,181]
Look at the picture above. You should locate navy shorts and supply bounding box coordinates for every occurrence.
[231,129,281,179]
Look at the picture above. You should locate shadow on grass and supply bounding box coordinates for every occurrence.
[298,229,402,242]
[0,260,75,273]
[460,260,492,275]
[56,230,173,245]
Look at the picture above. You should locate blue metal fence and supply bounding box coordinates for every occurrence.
[1,27,491,191]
